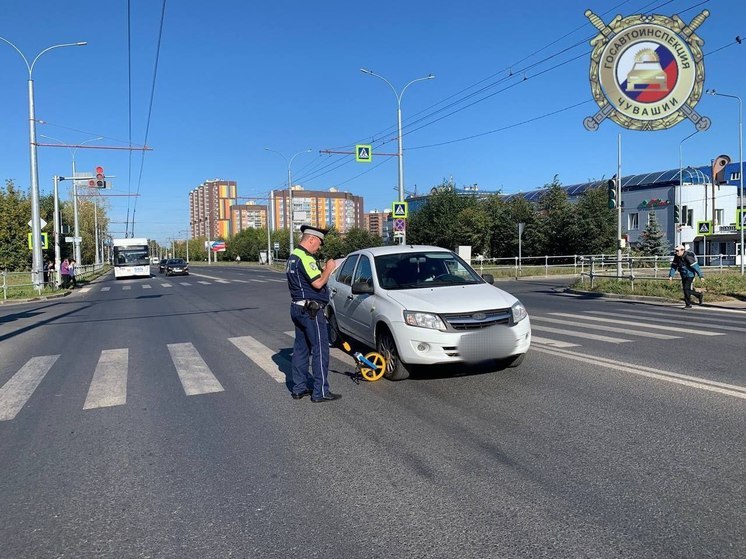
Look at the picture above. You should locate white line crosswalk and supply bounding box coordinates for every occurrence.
[83,349,128,410]
[167,342,224,396]
[0,355,59,421]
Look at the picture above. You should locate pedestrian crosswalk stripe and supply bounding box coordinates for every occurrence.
[587,310,746,331]
[249,279,267,283]
[229,336,286,383]
[161,283,172,287]
[532,325,631,344]
[122,286,131,291]
[232,279,250,283]
[531,336,580,348]
[101,287,111,292]
[83,349,128,410]
[180,282,191,286]
[197,281,211,285]
[142,284,152,289]
[549,313,725,336]
[79,287,91,293]
[282,331,353,365]
[215,279,230,284]
[531,316,680,339]
[167,343,224,396]
[0,355,59,421]
[266,279,285,283]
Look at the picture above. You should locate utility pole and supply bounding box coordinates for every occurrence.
[617,134,623,279]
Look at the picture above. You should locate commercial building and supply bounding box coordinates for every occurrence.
[188,179,237,239]
[271,186,364,233]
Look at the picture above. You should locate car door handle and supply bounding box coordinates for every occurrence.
[331,288,337,294]
[346,294,353,300]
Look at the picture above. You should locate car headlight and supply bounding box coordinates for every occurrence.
[403,311,446,331]
[511,301,528,324]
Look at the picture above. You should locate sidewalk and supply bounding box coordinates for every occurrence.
[565,287,746,310]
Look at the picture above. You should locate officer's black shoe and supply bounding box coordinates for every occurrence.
[291,389,312,400]
[311,392,342,403]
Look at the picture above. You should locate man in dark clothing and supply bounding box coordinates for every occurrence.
[668,244,704,308]
[286,225,340,402]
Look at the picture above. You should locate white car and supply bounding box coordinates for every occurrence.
[327,245,531,380]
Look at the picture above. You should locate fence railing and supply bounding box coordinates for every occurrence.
[1,263,108,300]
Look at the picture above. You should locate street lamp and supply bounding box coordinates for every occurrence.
[678,130,700,248]
[0,36,87,289]
[360,68,435,244]
[40,134,103,265]
[706,89,744,275]
[264,148,312,254]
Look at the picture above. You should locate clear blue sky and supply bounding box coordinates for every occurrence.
[1,0,743,244]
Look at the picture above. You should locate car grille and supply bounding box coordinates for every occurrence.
[441,308,511,331]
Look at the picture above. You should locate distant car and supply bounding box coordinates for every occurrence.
[158,259,168,273]
[326,245,531,380]
[165,258,189,276]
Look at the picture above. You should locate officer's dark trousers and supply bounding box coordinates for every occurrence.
[290,304,330,399]
[681,275,694,306]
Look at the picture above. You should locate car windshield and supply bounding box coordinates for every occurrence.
[374,251,483,290]
[168,259,185,265]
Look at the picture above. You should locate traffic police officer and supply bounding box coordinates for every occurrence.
[286,224,340,402]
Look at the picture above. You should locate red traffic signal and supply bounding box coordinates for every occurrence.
[95,166,105,187]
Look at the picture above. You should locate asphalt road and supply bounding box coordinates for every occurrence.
[0,266,743,558]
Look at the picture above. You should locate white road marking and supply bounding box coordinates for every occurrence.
[232,279,250,283]
[142,284,152,289]
[197,281,211,285]
[586,310,746,332]
[167,343,224,396]
[531,316,680,339]
[266,279,286,283]
[101,287,111,292]
[83,349,128,410]
[229,336,286,383]
[531,345,746,400]
[161,283,173,287]
[122,286,131,291]
[550,313,725,336]
[249,279,267,283]
[531,336,581,348]
[0,355,59,421]
[215,279,230,284]
[180,282,191,286]
[79,287,91,293]
[531,325,631,344]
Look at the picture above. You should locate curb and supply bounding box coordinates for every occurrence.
[564,287,746,310]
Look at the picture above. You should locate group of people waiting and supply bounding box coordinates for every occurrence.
[42,258,77,289]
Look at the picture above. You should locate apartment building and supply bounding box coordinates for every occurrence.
[272,186,364,233]
[188,179,237,239]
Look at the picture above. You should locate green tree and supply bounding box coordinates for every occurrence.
[536,176,577,256]
[407,181,479,249]
[573,185,617,255]
[637,212,669,256]
[0,180,33,270]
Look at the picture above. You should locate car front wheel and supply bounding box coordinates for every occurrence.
[376,327,411,381]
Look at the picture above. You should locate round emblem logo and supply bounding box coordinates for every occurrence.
[584,11,710,132]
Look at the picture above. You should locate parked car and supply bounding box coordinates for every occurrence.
[326,245,531,380]
[165,258,189,276]
[158,259,168,273]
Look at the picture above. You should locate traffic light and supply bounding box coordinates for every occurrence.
[95,166,106,188]
[607,179,617,209]
[673,204,680,223]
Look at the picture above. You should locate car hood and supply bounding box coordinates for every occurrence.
[383,283,517,313]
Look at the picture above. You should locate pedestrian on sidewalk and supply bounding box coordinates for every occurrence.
[668,244,704,308]
[60,258,70,288]
[68,259,77,288]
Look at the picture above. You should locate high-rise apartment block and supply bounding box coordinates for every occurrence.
[365,209,391,238]
[272,186,364,233]
[230,202,268,236]
[189,179,237,239]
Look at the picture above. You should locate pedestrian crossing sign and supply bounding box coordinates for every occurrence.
[392,201,408,219]
[27,232,49,250]
[696,220,712,236]
[737,209,745,231]
[355,144,372,162]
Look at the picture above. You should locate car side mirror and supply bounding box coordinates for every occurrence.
[482,273,494,284]
[352,281,374,295]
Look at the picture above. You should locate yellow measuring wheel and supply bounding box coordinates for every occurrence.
[359,352,386,382]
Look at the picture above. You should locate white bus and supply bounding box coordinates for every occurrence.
[112,238,151,279]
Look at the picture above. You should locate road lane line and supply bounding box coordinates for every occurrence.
[249,279,267,283]
[197,281,211,285]
[229,336,286,383]
[0,355,59,421]
[83,349,128,410]
[167,343,224,396]
[101,287,111,292]
[266,279,286,283]
[531,345,746,400]
[161,283,173,287]
[122,286,131,291]
[549,313,725,336]
[531,316,680,339]
[142,284,152,289]
[531,325,631,343]
[586,310,746,332]
[215,279,230,284]
[179,282,191,286]
[232,279,250,283]
[531,336,581,348]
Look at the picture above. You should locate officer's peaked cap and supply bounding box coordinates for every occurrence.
[300,224,328,243]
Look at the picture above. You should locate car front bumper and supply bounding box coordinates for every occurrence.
[388,317,531,365]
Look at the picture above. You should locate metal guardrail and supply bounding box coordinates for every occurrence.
[1,263,107,300]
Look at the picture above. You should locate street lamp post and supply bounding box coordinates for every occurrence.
[264,148,312,254]
[707,89,744,275]
[360,68,435,245]
[0,36,87,288]
[678,130,700,248]
[40,134,103,265]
